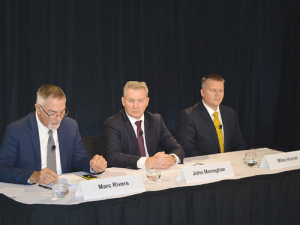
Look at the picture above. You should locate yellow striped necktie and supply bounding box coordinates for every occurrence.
[213,112,224,153]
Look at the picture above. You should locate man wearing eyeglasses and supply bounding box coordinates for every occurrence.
[0,84,107,185]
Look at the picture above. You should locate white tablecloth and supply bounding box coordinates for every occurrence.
[1,148,299,205]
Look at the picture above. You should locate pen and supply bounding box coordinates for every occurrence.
[38,184,52,190]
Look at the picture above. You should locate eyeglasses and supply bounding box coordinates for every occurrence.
[39,104,69,119]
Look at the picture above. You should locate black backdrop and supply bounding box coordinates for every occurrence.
[1,0,300,151]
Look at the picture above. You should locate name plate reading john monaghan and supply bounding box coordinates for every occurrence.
[176,161,234,184]
[260,150,300,170]
[75,174,145,200]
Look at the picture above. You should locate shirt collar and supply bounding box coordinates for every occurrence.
[202,100,220,116]
[126,112,145,124]
[35,111,50,133]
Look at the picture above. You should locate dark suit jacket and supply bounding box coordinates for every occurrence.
[103,110,185,169]
[0,112,91,184]
[176,101,246,156]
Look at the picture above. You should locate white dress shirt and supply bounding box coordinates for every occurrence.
[126,114,149,168]
[202,100,225,140]
[36,112,62,174]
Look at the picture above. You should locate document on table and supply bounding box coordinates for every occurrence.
[38,174,79,190]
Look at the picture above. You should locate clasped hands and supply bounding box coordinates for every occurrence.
[145,151,176,169]
[29,155,107,185]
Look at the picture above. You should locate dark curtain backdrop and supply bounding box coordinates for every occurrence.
[0,0,300,150]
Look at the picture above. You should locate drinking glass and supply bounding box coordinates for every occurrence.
[52,178,69,198]
[243,152,258,167]
[146,165,161,181]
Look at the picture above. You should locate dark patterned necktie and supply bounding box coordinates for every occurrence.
[135,120,146,157]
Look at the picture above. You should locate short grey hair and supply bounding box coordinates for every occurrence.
[36,84,66,106]
[123,81,149,97]
[201,74,225,89]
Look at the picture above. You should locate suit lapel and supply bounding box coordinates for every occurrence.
[219,105,228,152]
[29,113,42,170]
[57,123,67,173]
[198,102,221,152]
[144,112,154,156]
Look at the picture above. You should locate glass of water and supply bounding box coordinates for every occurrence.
[146,165,161,181]
[52,178,69,198]
[243,152,258,167]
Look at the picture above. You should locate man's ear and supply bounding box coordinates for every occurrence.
[121,97,125,106]
[35,103,41,114]
[200,89,204,97]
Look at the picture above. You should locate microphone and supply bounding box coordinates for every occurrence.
[219,125,222,129]
[52,145,56,150]
[140,131,143,136]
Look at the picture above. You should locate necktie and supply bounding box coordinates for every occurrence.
[47,130,57,173]
[213,112,224,153]
[135,120,146,157]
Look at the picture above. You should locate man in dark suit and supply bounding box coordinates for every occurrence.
[103,81,185,169]
[0,84,107,185]
[176,74,246,156]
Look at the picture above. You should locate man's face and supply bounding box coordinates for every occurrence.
[121,88,149,120]
[35,97,66,130]
[201,79,224,111]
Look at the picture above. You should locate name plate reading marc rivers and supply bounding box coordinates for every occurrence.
[176,161,234,184]
[260,150,300,170]
[75,174,145,200]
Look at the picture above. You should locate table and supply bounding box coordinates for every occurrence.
[1,148,300,225]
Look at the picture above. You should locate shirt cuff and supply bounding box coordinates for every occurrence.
[90,167,96,173]
[170,154,180,165]
[137,157,147,169]
[28,172,36,184]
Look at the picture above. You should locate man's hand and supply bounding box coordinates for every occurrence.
[90,155,107,173]
[145,151,176,169]
[29,168,59,185]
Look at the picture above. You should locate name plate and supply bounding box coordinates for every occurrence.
[260,150,300,170]
[75,174,145,200]
[176,161,234,183]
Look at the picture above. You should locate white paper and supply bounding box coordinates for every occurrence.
[259,150,300,170]
[176,161,234,183]
[76,174,145,200]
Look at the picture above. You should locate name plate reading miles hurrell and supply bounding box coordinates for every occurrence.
[176,161,234,183]
[75,174,145,200]
[260,150,300,170]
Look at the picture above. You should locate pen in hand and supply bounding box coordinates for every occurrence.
[38,184,52,190]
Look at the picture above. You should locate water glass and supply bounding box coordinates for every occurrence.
[52,178,69,198]
[243,152,258,167]
[146,165,161,181]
